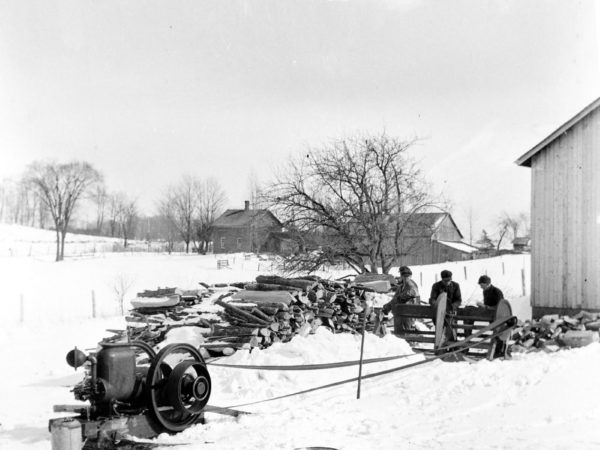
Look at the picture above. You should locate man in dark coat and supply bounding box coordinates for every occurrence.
[383,265,420,334]
[463,275,505,338]
[429,270,462,344]
[429,270,462,312]
[476,275,504,308]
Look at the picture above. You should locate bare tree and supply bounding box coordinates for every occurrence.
[0,177,49,228]
[496,210,531,250]
[0,179,9,223]
[265,132,440,274]
[476,229,495,250]
[118,196,138,248]
[113,272,135,316]
[496,218,511,251]
[196,178,226,254]
[107,193,123,237]
[159,176,199,253]
[93,185,108,233]
[25,161,102,261]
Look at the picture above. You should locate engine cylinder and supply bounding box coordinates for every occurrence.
[96,346,136,402]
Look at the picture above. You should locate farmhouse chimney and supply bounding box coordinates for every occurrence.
[244,200,250,211]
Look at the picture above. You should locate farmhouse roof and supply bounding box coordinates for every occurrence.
[515,97,600,167]
[213,208,282,228]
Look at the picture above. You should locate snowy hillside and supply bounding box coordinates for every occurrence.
[2,224,598,450]
[0,223,125,257]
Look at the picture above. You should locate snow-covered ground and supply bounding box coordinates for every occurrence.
[1,224,598,449]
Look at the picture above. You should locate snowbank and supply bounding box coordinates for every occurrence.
[5,241,583,450]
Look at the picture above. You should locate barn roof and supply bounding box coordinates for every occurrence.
[515,97,600,167]
[438,240,479,254]
[403,212,463,239]
[213,208,282,228]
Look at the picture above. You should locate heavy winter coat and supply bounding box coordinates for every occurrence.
[429,280,462,310]
[383,277,420,333]
[483,284,504,307]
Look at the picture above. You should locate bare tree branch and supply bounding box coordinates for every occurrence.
[25,161,102,261]
[265,132,441,274]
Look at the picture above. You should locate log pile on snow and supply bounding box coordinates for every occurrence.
[105,287,215,346]
[103,275,392,357]
[511,311,600,353]
[210,275,383,353]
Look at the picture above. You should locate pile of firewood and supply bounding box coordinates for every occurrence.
[104,287,216,346]
[102,275,389,357]
[511,311,600,353]
[210,275,381,354]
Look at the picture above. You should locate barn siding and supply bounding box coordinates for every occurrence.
[398,239,473,266]
[530,106,600,314]
[434,216,462,241]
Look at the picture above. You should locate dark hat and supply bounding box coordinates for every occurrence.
[399,266,412,275]
[441,270,452,279]
[478,275,491,284]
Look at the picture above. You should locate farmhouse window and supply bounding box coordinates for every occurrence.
[237,238,242,250]
[220,237,225,249]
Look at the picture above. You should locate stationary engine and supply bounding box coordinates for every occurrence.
[50,342,211,447]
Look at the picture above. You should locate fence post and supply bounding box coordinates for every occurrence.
[91,290,97,319]
[463,266,467,280]
[20,294,24,324]
[521,269,526,296]
[356,300,370,399]
[419,272,423,287]
[502,262,505,275]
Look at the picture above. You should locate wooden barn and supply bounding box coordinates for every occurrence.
[516,97,600,317]
[397,212,479,266]
[212,201,283,253]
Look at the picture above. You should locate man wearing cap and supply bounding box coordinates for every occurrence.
[429,270,462,312]
[429,270,462,344]
[463,275,505,338]
[382,265,420,333]
[476,275,504,308]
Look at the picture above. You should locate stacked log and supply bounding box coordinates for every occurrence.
[211,276,381,352]
[102,276,388,357]
[511,311,600,353]
[107,306,215,347]
[102,286,219,347]
[214,296,300,348]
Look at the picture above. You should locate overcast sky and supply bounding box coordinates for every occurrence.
[1,0,599,240]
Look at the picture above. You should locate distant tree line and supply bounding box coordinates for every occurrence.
[0,132,530,268]
[0,161,227,261]
[476,211,530,252]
